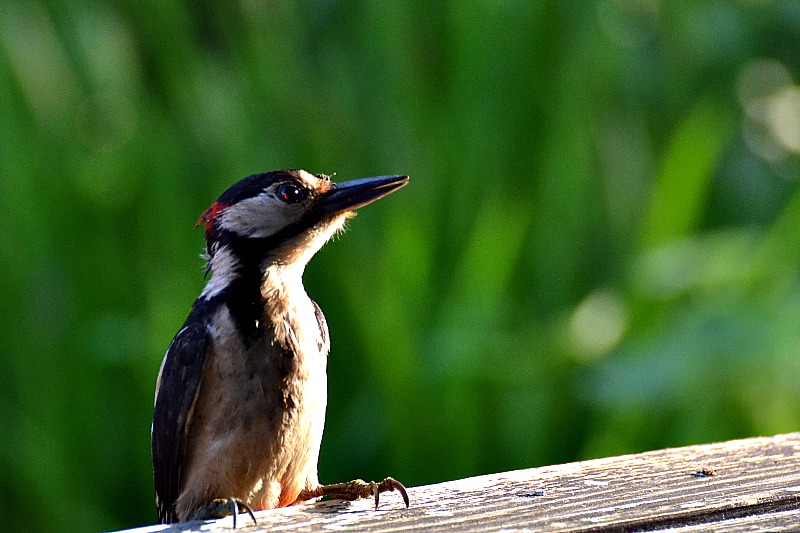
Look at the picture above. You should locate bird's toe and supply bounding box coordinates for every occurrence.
[192,497,257,528]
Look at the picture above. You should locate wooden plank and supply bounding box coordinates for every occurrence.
[664,509,800,532]
[115,433,800,533]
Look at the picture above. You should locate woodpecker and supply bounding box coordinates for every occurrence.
[152,169,409,525]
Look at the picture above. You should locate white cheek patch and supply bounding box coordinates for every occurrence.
[218,192,305,238]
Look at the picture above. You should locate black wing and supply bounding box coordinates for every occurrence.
[152,321,210,524]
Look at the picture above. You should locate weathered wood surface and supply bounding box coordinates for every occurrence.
[116,433,800,533]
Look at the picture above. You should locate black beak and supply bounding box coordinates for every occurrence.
[320,175,409,215]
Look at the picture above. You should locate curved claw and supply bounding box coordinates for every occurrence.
[371,482,380,508]
[375,477,410,509]
[230,499,257,529]
[300,476,410,509]
[192,497,257,528]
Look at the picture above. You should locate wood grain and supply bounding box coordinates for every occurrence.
[116,433,800,533]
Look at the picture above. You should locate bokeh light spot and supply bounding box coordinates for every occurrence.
[569,289,629,360]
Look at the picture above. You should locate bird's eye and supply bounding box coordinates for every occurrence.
[278,184,307,204]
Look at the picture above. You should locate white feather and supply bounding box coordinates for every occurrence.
[220,189,310,238]
[200,246,240,299]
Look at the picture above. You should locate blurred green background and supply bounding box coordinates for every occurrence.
[2,1,800,531]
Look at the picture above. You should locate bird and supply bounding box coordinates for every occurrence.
[151,169,410,525]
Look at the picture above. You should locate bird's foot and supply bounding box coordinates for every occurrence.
[298,477,410,509]
[191,497,256,528]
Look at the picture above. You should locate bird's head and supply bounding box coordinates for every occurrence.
[196,169,408,267]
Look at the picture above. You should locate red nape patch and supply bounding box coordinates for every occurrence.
[195,201,230,237]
